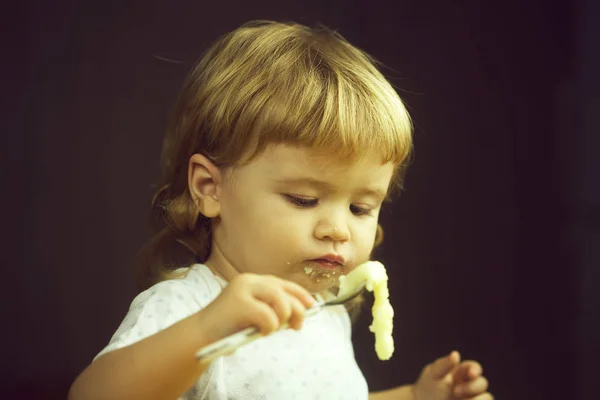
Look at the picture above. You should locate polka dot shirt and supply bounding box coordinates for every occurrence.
[95,264,369,399]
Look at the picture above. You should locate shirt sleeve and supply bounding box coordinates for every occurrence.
[94,277,215,360]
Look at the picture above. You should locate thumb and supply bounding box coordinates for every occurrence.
[427,351,461,380]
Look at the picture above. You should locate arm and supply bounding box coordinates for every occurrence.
[369,385,415,400]
[69,273,315,400]
[374,352,494,400]
[68,308,217,400]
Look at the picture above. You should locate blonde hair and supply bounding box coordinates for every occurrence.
[137,21,413,290]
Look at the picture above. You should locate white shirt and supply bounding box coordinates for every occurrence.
[96,264,369,399]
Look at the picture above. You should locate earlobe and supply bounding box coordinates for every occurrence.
[188,154,222,218]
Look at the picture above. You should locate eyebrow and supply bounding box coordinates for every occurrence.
[274,177,387,200]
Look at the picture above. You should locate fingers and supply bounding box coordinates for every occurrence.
[257,288,309,331]
[250,301,281,335]
[280,279,317,308]
[454,376,490,398]
[426,351,461,380]
[453,360,483,384]
[268,290,293,326]
[244,274,314,333]
[462,392,494,400]
[287,296,308,330]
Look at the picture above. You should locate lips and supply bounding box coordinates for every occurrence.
[309,254,345,269]
[311,260,340,269]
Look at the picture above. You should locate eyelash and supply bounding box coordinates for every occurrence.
[284,194,318,207]
[350,204,373,216]
[283,195,373,216]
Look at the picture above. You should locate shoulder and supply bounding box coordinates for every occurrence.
[95,264,222,359]
[132,264,223,310]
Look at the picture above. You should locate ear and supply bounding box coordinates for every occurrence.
[188,154,222,218]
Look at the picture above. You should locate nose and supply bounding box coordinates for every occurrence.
[314,210,350,242]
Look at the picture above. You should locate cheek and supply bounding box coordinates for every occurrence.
[243,196,300,237]
[260,202,304,236]
[353,219,379,254]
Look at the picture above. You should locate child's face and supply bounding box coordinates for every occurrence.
[205,144,395,293]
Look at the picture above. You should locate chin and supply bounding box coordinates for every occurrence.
[296,273,341,295]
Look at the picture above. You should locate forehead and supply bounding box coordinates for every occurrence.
[236,144,395,190]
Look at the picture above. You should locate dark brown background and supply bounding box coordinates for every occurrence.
[3,0,598,399]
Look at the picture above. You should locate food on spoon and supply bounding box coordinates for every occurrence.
[337,261,394,360]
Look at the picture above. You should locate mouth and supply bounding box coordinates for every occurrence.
[302,255,346,283]
[310,259,344,269]
[308,254,346,269]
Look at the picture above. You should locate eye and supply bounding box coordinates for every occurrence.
[350,204,373,216]
[284,194,318,208]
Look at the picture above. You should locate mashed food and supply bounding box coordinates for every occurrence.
[337,261,394,360]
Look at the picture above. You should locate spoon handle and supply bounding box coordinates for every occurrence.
[195,302,325,364]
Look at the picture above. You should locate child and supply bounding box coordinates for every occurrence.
[69,21,493,400]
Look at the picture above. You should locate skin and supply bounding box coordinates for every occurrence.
[69,143,493,400]
[189,143,394,294]
[190,143,493,400]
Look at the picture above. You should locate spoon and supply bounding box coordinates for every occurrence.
[195,282,366,364]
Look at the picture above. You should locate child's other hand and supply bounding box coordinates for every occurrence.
[203,273,316,340]
[413,351,493,400]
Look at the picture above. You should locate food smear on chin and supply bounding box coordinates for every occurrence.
[304,265,341,280]
[337,261,394,360]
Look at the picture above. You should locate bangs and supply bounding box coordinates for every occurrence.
[178,21,412,175]
[249,56,413,166]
